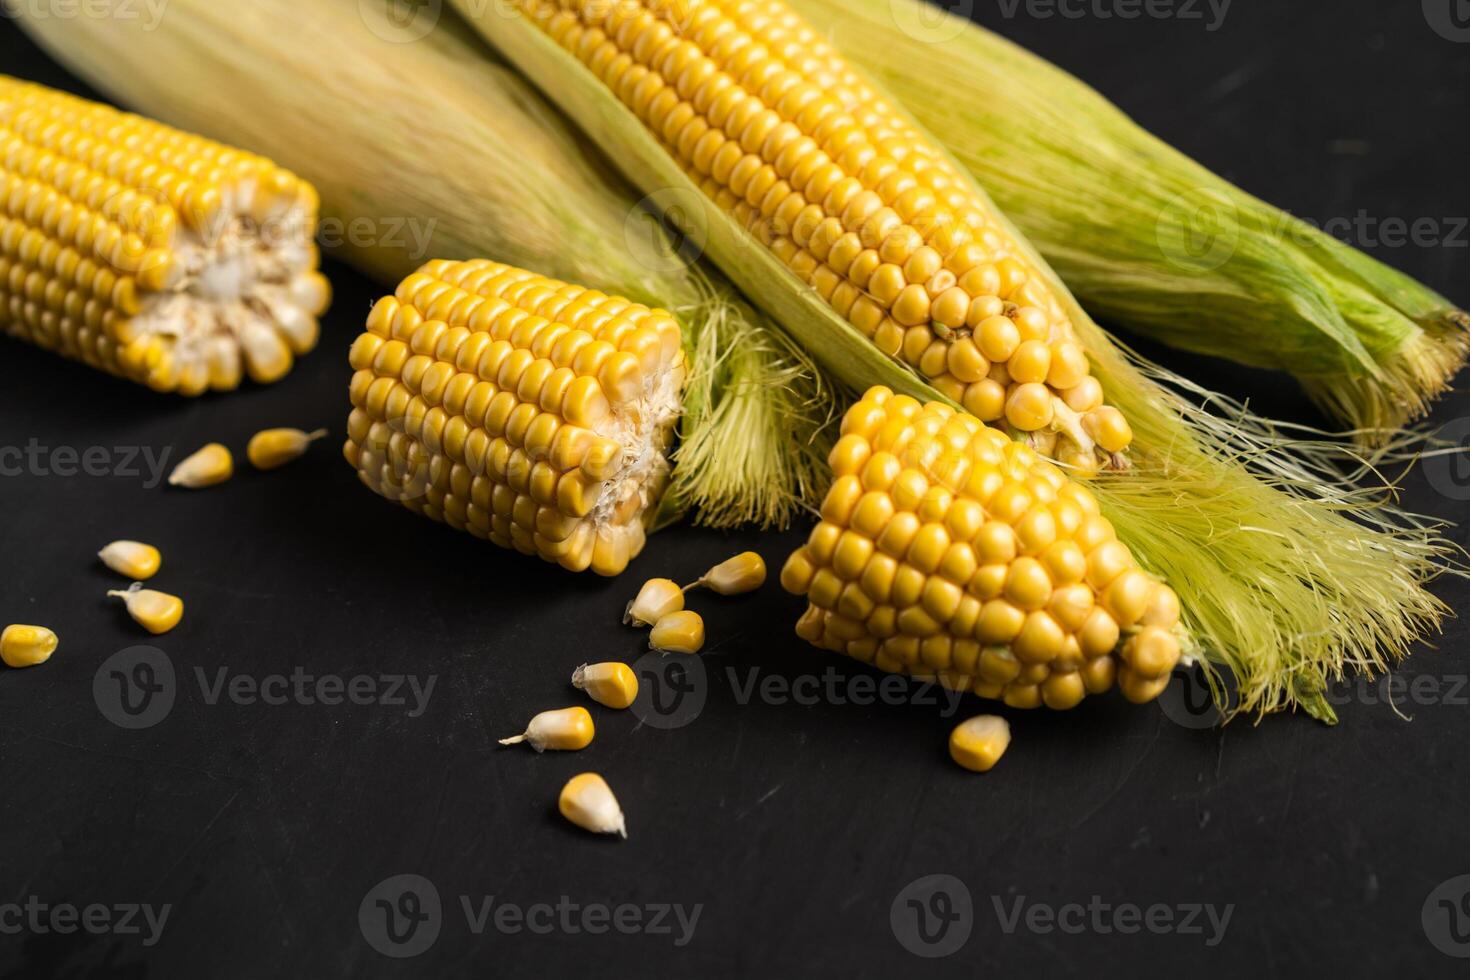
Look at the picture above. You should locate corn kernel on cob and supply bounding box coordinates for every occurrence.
[0,75,327,393]
[782,387,1183,709]
[346,259,688,577]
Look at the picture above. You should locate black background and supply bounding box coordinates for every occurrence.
[3,1,1469,977]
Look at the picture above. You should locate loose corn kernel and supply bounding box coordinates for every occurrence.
[690,552,767,595]
[168,443,233,488]
[247,427,328,470]
[558,772,627,838]
[0,77,325,394]
[1,625,58,668]
[783,387,1184,709]
[107,582,184,635]
[521,1,1131,470]
[649,610,705,655]
[348,260,686,577]
[949,715,1011,772]
[98,540,162,580]
[572,662,639,710]
[498,706,595,752]
[625,577,685,627]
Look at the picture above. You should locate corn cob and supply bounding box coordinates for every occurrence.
[782,387,1183,709]
[0,75,326,393]
[347,259,687,576]
[497,0,1132,473]
[797,0,1469,439]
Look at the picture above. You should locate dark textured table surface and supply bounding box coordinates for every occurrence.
[2,2,1469,977]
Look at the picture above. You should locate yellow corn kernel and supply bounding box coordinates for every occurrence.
[0,76,325,394]
[247,427,328,470]
[783,387,1184,710]
[515,2,1131,468]
[572,661,639,710]
[625,578,685,627]
[948,714,1011,772]
[498,706,595,752]
[98,540,162,580]
[107,582,184,635]
[558,772,627,838]
[349,260,686,578]
[649,610,705,655]
[1,625,58,668]
[168,443,234,489]
[690,552,767,595]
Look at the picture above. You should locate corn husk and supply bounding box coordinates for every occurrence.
[799,0,1469,440]
[453,0,1452,722]
[14,0,829,529]
[21,0,1454,721]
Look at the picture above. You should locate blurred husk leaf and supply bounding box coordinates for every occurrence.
[14,0,829,530]
[798,0,1470,442]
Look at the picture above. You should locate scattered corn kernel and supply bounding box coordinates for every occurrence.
[247,427,329,470]
[649,610,705,655]
[949,715,1012,772]
[1,625,58,668]
[168,443,233,488]
[498,706,595,752]
[691,552,767,596]
[558,772,627,839]
[107,583,184,635]
[572,662,639,710]
[624,578,684,627]
[98,541,162,580]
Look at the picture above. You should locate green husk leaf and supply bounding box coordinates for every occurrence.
[459,0,1454,720]
[803,0,1470,438]
[14,0,828,529]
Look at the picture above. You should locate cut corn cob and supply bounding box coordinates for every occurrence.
[488,0,1129,471]
[346,260,688,577]
[782,387,1184,709]
[0,76,327,393]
